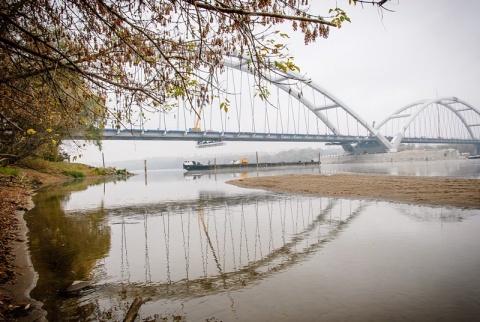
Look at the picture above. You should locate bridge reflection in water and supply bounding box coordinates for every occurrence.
[101,193,364,298]
[45,191,363,321]
[26,173,480,321]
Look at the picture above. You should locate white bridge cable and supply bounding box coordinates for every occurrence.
[176,100,180,130]
[264,96,269,134]
[182,98,188,131]
[312,88,320,135]
[247,73,256,133]
[232,66,241,132]
[297,96,301,135]
[323,95,330,135]
[223,70,229,134]
[303,88,310,135]
[284,89,291,134]
[345,110,350,136]
[276,87,284,134]
[208,90,213,132]
[163,109,167,132]
[221,89,226,134]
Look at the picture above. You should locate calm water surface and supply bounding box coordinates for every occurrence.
[25,160,480,321]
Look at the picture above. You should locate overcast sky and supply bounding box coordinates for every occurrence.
[77,0,480,165]
[291,0,480,123]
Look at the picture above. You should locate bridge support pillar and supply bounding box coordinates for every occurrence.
[474,144,480,156]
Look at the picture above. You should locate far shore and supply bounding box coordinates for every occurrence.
[227,173,480,209]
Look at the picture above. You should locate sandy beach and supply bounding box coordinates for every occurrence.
[227,173,480,208]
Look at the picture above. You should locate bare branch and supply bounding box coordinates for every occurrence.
[185,0,337,27]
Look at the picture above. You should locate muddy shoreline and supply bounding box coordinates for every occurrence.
[0,166,73,321]
[227,173,480,208]
[0,167,133,321]
[0,183,47,321]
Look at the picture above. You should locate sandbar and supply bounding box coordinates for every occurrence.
[227,173,480,208]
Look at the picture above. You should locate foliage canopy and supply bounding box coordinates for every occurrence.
[0,0,392,164]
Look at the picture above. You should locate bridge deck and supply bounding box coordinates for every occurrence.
[89,129,480,145]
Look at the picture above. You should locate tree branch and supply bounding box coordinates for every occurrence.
[184,1,337,27]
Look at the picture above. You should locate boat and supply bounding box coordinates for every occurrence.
[196,140,225,148]
[183,160,319,171]
[468,155,480,159]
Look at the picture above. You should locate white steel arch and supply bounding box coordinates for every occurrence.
[376,97,480,149]
[222,56,394,152]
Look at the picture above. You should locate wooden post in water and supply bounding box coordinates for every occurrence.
[144,160,147,185]
[256,151,259,176]
[102,152,105,168]
[318,152,321,173]
[214,157,217,181]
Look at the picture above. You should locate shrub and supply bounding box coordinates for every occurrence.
[93,168,107,175]
[116,168,128,176]
[63,170,86,178]
[21,158,50,171]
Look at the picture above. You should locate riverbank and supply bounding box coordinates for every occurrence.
[227,173,480,208]
[0,179,46,322]
[0,163,133,321]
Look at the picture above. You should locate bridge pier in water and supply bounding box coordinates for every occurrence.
[475,144,480,155]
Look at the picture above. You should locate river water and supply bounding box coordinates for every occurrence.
[25,160,480,321]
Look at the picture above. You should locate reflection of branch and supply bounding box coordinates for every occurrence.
[124,296,151,322]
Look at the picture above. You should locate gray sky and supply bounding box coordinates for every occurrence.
[77,0,480,165]
[292,0,480,123]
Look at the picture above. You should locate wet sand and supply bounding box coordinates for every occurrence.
[227,173,480,208]
[0,168,83,320]
[0,184,46,320]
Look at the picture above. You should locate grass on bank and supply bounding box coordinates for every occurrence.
[0,167,19,176]
[1,158,132,184]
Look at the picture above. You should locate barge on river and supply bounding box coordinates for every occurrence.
[183,160,319,172]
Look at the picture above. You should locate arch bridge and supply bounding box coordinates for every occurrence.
[98,56,480,155]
